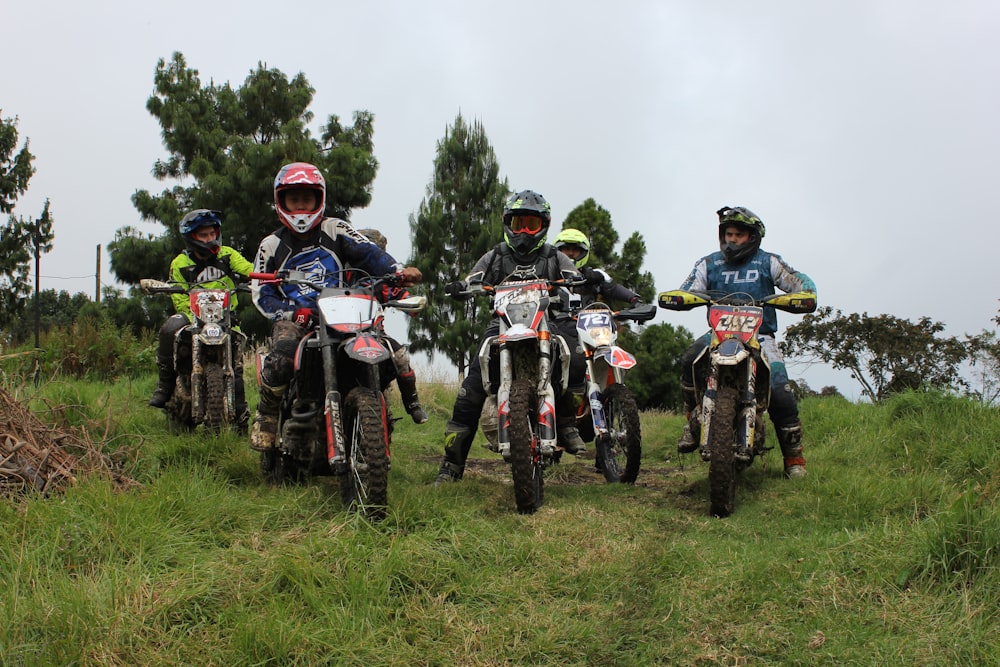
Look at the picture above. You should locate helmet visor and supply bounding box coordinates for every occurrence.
[509,215,545,234]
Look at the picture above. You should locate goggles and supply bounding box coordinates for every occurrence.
[718,209,760,227]
[509,215,546,234]
[188,210,222,227]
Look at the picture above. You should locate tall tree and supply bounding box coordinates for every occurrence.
[406,114,508,377]
[782,307,972,401]
[0,115,55,336]
[110,52,378,286]
[560,198,656,302]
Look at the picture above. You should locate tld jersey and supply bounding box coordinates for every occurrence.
[680,248,816,334]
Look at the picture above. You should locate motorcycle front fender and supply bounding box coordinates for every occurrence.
[341,332,391,364]
[499,323,539,343]
[710,338,751,367]
[594,345,637,370]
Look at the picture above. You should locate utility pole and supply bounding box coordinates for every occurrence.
[33,222,41,349]
[95,244,101,303]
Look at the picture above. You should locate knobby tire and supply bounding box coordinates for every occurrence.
[708,385,738,517]
[341,387,390,521]
[596,383,642,484]
[202,362,227,433]
[509,378,542,514]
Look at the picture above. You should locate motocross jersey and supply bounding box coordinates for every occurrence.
[466,242,579,286]
[680,248,816,335]
[252,217,404,321]
[167,246,254,319]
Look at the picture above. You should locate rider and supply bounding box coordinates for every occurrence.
[434,189,584,484]
[675,206,817,477]
[249,162,423,452]
[553,228,645,308]
[149,209,254,429]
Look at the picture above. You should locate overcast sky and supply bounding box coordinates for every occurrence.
[5,0,998,397]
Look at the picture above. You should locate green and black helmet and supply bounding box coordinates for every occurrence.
[717,205,765,264]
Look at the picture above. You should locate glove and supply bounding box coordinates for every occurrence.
[293,308,314,326]
[582,267,605,286]
[445,281,469,300]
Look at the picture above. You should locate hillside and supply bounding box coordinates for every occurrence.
[0,378,997,665]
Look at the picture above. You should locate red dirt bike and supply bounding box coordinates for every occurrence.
[250,269,426,520]
[140,278,248,433]
[572,300,657,483]
[657,289,816,517]
[451,269,582,514]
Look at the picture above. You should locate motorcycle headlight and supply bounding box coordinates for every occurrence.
[589,326,613,347]
[200,301,225,323]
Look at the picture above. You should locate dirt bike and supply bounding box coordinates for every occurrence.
[250,269,426,520]
[140,278,248,433]
[657,289,816,517]
[450,268,581,514]
[572,300,657,483]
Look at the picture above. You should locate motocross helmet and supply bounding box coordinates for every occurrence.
[502,190,552,260]
[717,205,766,265]
[553,228,590,268]
[179,209,223,257]
[274,162,326,234]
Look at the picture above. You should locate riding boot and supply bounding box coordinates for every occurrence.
[555,392,587,455]
[434,422,475,484]
[148,329,177,408]
[676,381,700,453]
[250,382,284,452]
[396,370,428,424]
[776,420,807,478]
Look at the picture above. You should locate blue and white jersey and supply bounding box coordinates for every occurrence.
[680,248,816,335]
[252,217,404,321]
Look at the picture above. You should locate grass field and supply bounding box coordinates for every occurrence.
[1,375,997,666]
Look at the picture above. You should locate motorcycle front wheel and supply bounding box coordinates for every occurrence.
[595,383,642,484]
[508,378,543,515]
[707,385,738,518]
[340,387,390,521]
[201,362,228,434]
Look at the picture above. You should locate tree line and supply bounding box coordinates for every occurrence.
[3,53,1000,407]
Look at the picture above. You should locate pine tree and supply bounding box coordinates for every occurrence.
[406,114,508,378]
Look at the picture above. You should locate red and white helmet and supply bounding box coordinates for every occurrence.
[274,162,326,233]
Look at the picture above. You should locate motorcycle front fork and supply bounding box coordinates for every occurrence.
[496,348,558,459]
[700,365,759,461]
[584,358,624,440]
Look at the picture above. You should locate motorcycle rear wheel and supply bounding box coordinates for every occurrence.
[340,387,390,521]
[509,378,543,514]
[707,385,738,517]
[595,383,642,484]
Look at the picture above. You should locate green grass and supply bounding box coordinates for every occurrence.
[1,374,998,666]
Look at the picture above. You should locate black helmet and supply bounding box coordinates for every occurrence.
[179,209,223,257]
[717,206,765,264]
[502,190,552,259]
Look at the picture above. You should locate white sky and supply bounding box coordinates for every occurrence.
[5,0,999,397]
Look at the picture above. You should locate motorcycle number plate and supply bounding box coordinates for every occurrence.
[709,306,762,343]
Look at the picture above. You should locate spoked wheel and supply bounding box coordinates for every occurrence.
[508,378,542,514]
[594,383,642,484]
[707,385,738,517]
[340,387,390,521]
